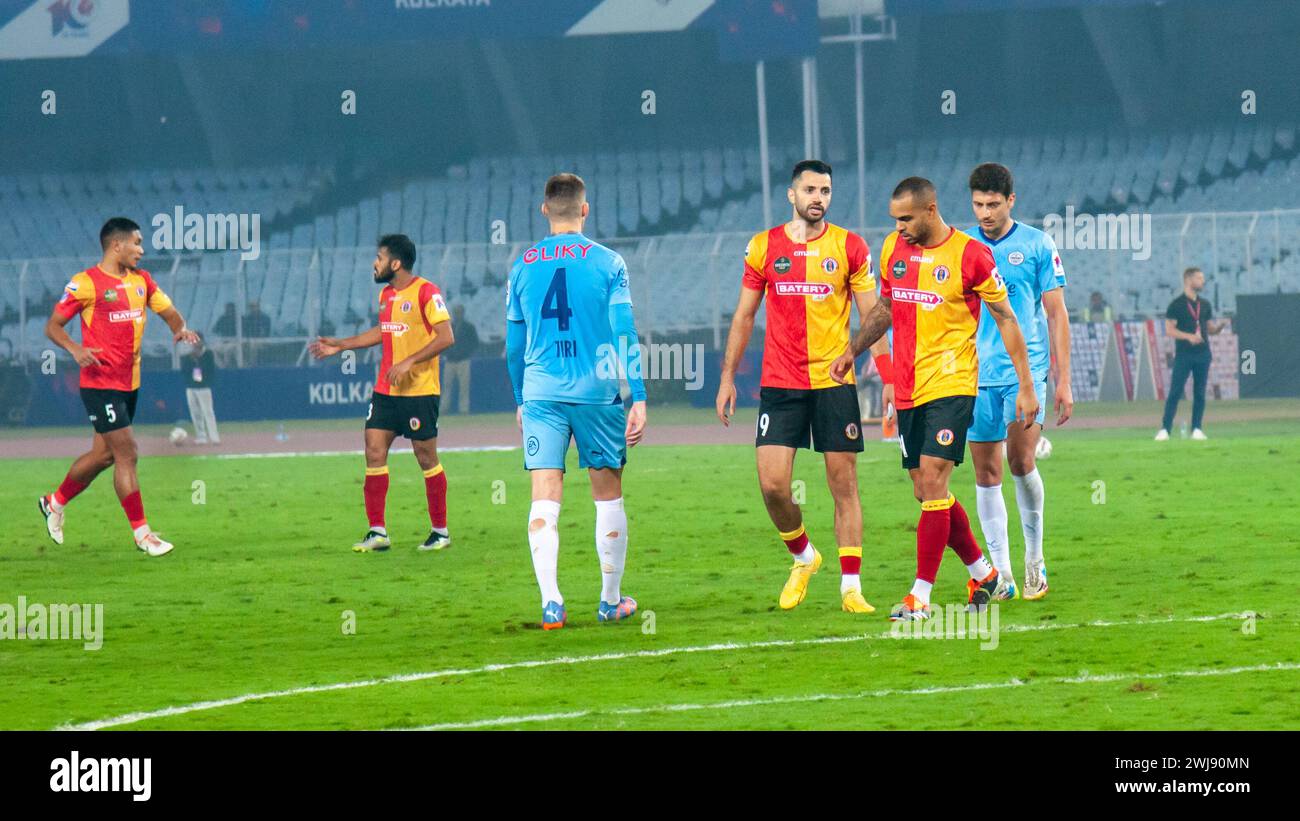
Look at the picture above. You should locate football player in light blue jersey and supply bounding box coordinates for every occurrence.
[966,163,1073,601]
[506,173,646,630]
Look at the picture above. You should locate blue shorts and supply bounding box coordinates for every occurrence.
[521,399,627,471]
[969,380,1047,442]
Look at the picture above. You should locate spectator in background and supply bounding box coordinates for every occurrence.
[1156,267,1225,441]
[214,302,237,336]
[442,304,479,414]
[1082,291,1112,322]
[243,301,272,338]
[185,332,221,445]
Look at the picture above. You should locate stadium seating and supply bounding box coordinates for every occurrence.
[0,122,1296,355]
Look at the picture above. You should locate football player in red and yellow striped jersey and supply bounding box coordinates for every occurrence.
[716,160,893,615]
[832,178,1039,621]
[38,217,200,557]
[310,234,456,553]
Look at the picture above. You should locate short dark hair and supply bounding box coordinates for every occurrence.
[378,234,416,270]
[791,159,832,182]
[544,173,586,220]
[1182,266,1203,280]
[100,217,140,250]
[891,176,936,201]
[969,163,1014,197]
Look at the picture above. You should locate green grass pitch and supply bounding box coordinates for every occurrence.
[2,416,1298,730]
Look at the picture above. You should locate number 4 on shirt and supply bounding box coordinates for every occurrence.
[541,267,573,331]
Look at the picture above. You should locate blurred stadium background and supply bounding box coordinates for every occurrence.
[1,0,1297,430]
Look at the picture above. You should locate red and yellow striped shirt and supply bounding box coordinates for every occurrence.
[54,266,173,391]
[376,276,451,397]
[742,222,875,389]
[878,227,1007,409]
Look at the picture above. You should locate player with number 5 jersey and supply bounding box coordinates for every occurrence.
[38,217,201,557]
[506,173,647,630]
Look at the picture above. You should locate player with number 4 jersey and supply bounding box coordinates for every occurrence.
[506,173,646,630]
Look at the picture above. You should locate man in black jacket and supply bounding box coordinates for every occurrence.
[1157,267,1225,441]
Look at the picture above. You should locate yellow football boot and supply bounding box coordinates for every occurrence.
[779,547,822,610]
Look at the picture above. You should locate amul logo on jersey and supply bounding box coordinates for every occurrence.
[380,321,409,337]
[891,288,943,310]
[108,308,143,323]
[774,282,833,301]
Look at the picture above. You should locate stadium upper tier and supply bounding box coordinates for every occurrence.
[0,122,1296,358]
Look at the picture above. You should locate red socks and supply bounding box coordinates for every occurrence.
[363,467,389,529]
[946,498,984,566]
[916,498,952,584]
[423,464,447,530]
[779,524,810,555]
[120,490,147,530]
[53,475,87,507]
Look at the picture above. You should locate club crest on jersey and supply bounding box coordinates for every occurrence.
[381,321,409,336]
[936,429,955,446]
[409,417,421,431]
[1008,251,1025,265]
[774,282,833,300]
[400,300,412,313]
[845,422,859,440]
[933,265,950,283]
[891,287,942,310]
[821,257,838,274]
[891,260,907,279]
[136,286,145,297]
[773,256,792,274]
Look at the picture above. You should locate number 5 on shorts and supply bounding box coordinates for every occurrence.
[105,404,116,424]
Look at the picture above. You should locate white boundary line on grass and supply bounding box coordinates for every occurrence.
[57,611,1255,731]
[210,445,517,459]
[409,660,1300,730]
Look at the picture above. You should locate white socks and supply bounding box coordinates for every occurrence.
[132,524,151,542]
[1013,468,1045,565]
[965,556,994,581]
[909,579,933,605]
[976,484,1012,578]
[840,574,859,595]
[594,497,628,606]
[792,544,815,565]
[527,500,562,606]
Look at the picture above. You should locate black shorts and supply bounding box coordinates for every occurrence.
[365,392,439,440]
[755,384,863,453]
[896,395,975,470]
[80,388,138,434]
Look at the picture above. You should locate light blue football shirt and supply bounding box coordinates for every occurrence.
[967,220,1067,386]
[506,232,632,404]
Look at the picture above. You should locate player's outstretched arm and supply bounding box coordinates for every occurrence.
[831,294,892,384]
[157,306,199,345]
[45,308,102,367]
[1042,288,1073,425]
[986,298,1040,428]
[716,287,763,426]
[310,325,381,358]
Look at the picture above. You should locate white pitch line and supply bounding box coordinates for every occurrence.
[410,660,1300,731]
[210,445,517,460]
[57,611,1256,731]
